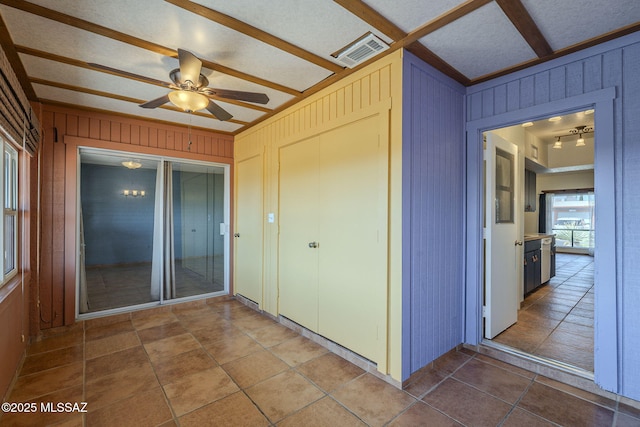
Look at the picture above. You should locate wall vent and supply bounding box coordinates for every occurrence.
[333,33,390,68]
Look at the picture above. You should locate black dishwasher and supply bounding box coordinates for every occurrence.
[524,239,542,294]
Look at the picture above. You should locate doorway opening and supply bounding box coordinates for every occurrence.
[76,148,230,316]
[483,109,595,373]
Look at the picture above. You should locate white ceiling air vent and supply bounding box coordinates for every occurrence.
[334,33,390,69]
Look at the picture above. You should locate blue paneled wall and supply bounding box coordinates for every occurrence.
[465,32,640,400]
[402,51,466,380]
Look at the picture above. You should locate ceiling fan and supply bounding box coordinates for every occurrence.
[90,49,269,121]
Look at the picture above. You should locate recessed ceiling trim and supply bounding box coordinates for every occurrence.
[165,0,343,74]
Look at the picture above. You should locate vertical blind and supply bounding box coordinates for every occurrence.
[0,45,40,154]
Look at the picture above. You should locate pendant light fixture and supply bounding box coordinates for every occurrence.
[552,137,562,149]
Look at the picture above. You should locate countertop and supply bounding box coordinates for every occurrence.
[524,233,554,242]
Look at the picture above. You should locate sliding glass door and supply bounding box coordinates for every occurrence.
[78,148,229,315]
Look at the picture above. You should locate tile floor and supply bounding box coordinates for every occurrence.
[3,295,639,426]
[493,253,594,371]
[85,257,225,313]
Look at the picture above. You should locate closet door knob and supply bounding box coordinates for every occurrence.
[308,242,319,248]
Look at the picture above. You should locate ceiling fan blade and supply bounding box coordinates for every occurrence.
[88,63,172,88]
[206,88,269,104]
[205,100,233,121]
[178,49,202,86]
[140,94,170,109]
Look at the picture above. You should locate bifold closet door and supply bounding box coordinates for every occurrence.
[278,137,320,331]
[317,115,388,363]
[234,155,264,306]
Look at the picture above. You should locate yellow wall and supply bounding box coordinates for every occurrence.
[234,50,404,380]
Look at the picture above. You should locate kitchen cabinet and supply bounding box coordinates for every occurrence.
[524,239,541,294]
[524,169,537,212]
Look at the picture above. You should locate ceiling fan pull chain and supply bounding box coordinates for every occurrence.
[188,113,192,151]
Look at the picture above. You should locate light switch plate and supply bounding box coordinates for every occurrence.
[267,213,275,223]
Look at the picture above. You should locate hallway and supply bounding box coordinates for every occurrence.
[493,254,594,371]
[2,295,638,426]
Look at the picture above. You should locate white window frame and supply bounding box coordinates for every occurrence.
[0,137,18,286]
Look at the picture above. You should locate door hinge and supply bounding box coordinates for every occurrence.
[482,306,487,318]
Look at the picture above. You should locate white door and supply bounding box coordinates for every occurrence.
[484,133,519,339]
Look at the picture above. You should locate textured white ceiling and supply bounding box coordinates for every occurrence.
[365,0,468,33]
[421,2,537,79]
[521,0,640,51]
[192,0,395,56]
[0,0,636,135]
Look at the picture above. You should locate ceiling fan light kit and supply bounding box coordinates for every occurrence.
[168,90,209,113]
[137,49,269,121]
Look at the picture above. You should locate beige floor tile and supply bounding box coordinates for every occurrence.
[27,330,84,356]
[232,312,277,332]
[332,374,415,427]
[278,396,366,427]
[143,332,202,362]
[177,312,226,331]
[189,322,245,346]
[205,333,263,364]
[136,321,187,344]
[247,323,299,347]
[518,382,614,426]
[502,408,556,426]
[151,348,217,385]
[387,402,462,426]
[86,387,173,427]
[431,349,472,376]
[179,391,270,427]
[85,362,159,410]
[9,362,84,402]
[164,367,239,416]
[403,368,448,399]
[270,335,328,366]
[0,385,83,427]
[223,349,289,388]
[85,331,140,359]
[131,311,178,330]
[297,352,365,393]
[20,345,84,376]
[85,319,135,341]
[452,358,532,404]
[85,346,149,379]
[246,370,325,423]
[422,378,511,426]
